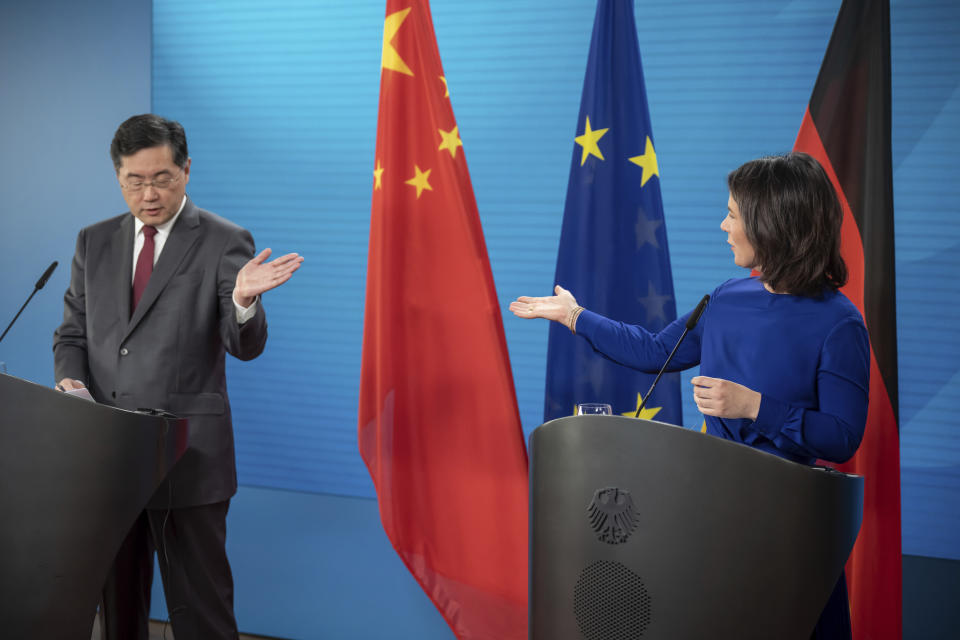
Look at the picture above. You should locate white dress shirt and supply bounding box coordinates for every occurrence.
[132,195,258,323]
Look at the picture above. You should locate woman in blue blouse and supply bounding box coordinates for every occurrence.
[510,152,869,640]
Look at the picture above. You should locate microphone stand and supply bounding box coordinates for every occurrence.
[0,261,58,345]
[634,294,710,418]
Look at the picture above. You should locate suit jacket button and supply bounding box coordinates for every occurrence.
[120,347,129,356]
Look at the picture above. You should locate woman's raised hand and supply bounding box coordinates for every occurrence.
[509,285,580,325]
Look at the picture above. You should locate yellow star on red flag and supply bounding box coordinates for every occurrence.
[382,8,413,76]
[405,165,433,198]
[438,126,463,159]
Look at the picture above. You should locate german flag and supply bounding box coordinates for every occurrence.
[794,1,901,638]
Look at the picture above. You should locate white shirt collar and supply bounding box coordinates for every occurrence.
[133,195,187,237]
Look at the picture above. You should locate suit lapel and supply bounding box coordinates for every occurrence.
[113,215,135,325]
[125,198,202,340]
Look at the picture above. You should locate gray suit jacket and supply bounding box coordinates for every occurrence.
[53,197,267,508]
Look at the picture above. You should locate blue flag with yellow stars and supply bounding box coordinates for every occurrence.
[544,0,681,425]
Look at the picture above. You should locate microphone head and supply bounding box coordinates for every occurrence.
[35,261,58,290]
[685,294,710,330]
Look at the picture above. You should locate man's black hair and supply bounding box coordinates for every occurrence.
[110,114,188,170]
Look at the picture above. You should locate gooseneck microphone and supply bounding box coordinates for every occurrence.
[634,294,710,418]
[0,261,58,344]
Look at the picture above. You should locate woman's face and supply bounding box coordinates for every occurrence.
[721,193,758,270]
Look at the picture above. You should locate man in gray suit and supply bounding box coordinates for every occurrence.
[53,114,302,640]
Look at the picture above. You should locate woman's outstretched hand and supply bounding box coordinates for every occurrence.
[509,285,580,326]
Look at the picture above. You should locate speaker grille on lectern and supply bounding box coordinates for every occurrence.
[574,560,651,639]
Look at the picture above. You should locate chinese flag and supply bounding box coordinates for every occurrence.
[358,2,529,639]
[794,1,901,638]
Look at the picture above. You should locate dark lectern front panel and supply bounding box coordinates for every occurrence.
[529,415,862,640]
[0,373,186,640]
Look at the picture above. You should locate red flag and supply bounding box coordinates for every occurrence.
[794,1,901,638]
[359,2,529,638]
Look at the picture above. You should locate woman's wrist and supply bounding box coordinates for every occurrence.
[567,306,585,333]
[749,391,762,421]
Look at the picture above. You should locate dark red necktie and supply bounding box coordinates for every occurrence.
[132,225,157,314]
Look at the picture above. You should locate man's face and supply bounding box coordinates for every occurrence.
[116,145,190,226]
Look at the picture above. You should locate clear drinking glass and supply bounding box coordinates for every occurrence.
[576,403,613,416]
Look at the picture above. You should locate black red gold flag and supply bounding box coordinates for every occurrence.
[794,1,901,638]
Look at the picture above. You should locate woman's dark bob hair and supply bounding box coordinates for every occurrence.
[727,152,847,297]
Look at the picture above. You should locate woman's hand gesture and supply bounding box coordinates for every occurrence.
[509,285,580,328]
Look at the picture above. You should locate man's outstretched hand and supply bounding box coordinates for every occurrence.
[233,248,304,307]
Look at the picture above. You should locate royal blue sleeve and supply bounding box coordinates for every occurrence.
[574,307,702,374]
[748,317,870,463]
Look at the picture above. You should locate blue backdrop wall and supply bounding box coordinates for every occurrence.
[1,1,958,638]
[0,0,151,380]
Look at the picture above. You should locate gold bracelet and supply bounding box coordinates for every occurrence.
[568,306,585,333]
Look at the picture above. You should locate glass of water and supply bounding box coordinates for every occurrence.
[576,403,613,416]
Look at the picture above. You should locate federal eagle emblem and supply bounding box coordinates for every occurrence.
[587,487,638,545]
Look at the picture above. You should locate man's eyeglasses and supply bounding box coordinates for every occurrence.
[120,169,184,192]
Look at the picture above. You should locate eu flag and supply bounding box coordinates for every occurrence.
[544,0,681,425]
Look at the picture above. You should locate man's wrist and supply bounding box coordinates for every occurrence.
[233,289,255,308]
[233,293,259,324]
